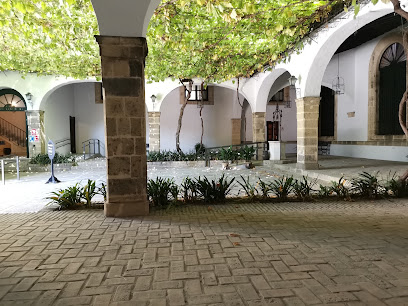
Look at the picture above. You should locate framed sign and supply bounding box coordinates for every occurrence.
[47,140,55,160]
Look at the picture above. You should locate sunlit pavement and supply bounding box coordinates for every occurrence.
[0,156,407,214]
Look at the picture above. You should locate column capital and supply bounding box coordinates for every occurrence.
[295,96,321,105]
[95,35,148,58]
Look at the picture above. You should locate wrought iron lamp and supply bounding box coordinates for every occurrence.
[25,92,33,107]
[332,54,345,95]
[288,75,297,86]
[150,94,157,110]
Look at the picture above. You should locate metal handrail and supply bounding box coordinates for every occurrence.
[82,139,104,159]
[204,141,268,167]
[0,117,26,147]
[55,138,71,149]
[0,156,21,185]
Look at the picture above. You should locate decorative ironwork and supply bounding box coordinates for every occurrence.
[0,89,27,111]
[380,43,406,69]
[272,104,283,140]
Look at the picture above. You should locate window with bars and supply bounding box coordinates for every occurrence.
[185,85,209,101]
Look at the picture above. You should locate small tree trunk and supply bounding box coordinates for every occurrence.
[176,80,192,153]
[398,90,408,181]
[200,82,205,147]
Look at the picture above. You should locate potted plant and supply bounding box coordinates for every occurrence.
[240,145,256,168]
[218,146,236,169]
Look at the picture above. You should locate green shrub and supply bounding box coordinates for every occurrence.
[330,176,349,198]
[30,153,75,165]
[237,175,258,200]
[318,184,332,197]
[385,174,408,198]
[99,183,107,201]
[350,172,384,198]
[293,176,317,201]
[218,146,237,162]
[195,174,235,202]
[181,177,199,202]
[82,179,99,207]
[269,176,294,200]
[257,178,271,199]
[194,143,206,155]
[240,146,256,162]
[147,177,178,208]
[46,183,83,210]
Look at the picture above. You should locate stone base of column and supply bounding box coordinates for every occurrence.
[296,162,319,170]
[105,200,149,217]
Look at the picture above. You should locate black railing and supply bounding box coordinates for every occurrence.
[55,138,70,149]
[204,141,268,167]
[82,139,104,159]
[0,117,26,147]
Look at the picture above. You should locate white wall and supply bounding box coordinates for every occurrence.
[44,85,75,154]
[160,86,238,151]
[322,34,385,142]
[331,144,408,162]
[73,83,105,155]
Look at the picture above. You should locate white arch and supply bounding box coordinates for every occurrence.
[146,79,251,112]
[0,71,88,110]
[275,2,393,97]
[40,79,98,111]
[90,0,161,37]
[253,69,290,113]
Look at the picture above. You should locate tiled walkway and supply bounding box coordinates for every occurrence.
[0,199,407,305]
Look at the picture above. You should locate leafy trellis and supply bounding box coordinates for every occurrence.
[0,0,100,78]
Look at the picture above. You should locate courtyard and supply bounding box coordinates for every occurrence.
[0,199,407,305]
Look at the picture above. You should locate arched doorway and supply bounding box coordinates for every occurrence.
[319,86,336,138]
[0,89,28,157]
[378,42,406,135]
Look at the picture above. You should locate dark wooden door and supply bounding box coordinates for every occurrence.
[379,61,406,135]
[267,121,279,141]
[319,86,335,137]
[69,116,76,153]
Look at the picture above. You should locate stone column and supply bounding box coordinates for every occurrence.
[148,112,160,152]
[252,112,266,142]
[296,97,320,170]
[96,36,149,217]
[26,110,45,157]
[231,118,241,145]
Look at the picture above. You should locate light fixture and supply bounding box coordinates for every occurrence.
[25,92,33,107]
[150,94,156,110]
[332,54,345,95]
[288,75,297,87]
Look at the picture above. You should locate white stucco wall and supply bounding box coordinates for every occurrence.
[330,144,408,162]
[160,86,238,151]
[43,85,75,155]
[322,29,399,142]
[73,83,105,155]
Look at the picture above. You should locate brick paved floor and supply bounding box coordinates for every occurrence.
[0,199,407,305]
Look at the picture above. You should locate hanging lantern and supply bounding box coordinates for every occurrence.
[332,54,345,95]
[332,76,345,95]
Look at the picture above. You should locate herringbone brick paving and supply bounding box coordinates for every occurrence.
[0,199,407,305]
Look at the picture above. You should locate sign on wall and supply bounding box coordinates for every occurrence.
[30,129,39,141]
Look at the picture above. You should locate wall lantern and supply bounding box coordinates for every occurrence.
[150,94,157,110]
[25,92,33,107]
[288,75,297,87]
